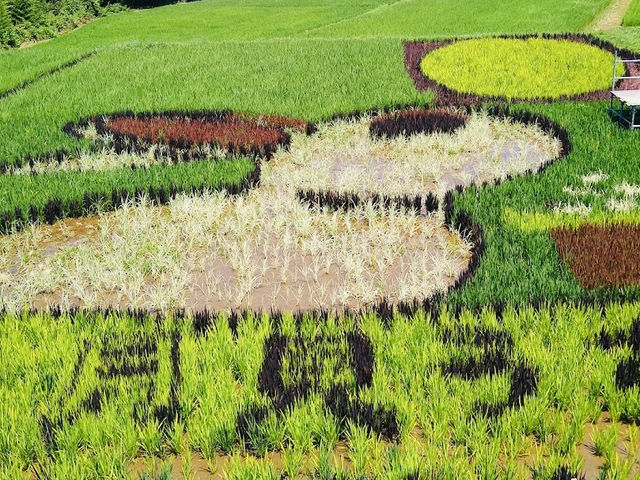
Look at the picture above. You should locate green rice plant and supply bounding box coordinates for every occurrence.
[138,458,173,480]
[420,37,622,100]
[346,423,374,478]
[138,419,163,458]
[628,422,639,450]
[312,444,334,480]
[182,448,195,480]
[503,207,640,233]
[282,446,304,479]
[225,454,277,480]
[592,424,619,459]
[302,0,608,38]
[166,419,185,455]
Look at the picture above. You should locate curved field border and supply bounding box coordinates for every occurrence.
[0,110,318,234]
[63,110,317,160]
[1,105,572,319]
[404,33,640,106]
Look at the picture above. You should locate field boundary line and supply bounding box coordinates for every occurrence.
[585,0,634,31]
[293,0,415,37]
[0,51,97,101]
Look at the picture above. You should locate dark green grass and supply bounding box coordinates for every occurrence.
[0,157,255,230]
[623,0,640,26]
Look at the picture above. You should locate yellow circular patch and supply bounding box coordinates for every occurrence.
[420,38,621,99]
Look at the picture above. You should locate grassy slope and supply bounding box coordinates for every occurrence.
[0,0,610,95]
[0,0,385,94]
[301,0,610,38]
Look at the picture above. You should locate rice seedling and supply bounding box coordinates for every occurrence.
[419,36,625,100]
[167,419,186,455]
[8,300,640,476]
[182,448,195,480]
[592,424,619,457]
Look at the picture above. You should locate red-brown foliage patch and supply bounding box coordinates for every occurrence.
[230,112,312,134]
[370,109,468,138]
[551,224,640,289]
[63,111,315,160]
[105,116,288,153]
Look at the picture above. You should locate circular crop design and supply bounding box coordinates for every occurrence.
[420,38,620,99]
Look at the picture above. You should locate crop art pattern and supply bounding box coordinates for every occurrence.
[0,109,562,313]
[8,303,636,479]
[405,34,639,104]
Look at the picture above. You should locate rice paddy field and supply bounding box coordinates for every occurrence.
[3,0,640,478]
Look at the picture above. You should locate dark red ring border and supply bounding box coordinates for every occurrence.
[405,33,640,107]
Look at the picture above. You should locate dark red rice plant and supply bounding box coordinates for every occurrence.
[370,109,468,138]
[105,116,288,153]
[551,223,640,288]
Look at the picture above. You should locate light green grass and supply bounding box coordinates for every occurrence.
[0,0,386,94]
[2,303,639,478]
[598,25,640,51]
[623,0,640,26]
[420,38,619,99]
[301,0,610,39]
[503,207,640,232]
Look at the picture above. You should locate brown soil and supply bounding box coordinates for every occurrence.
[128,442,353,480]
[577,412,640,479]
[551,223,640,289]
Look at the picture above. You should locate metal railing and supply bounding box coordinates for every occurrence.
[610,51,640,129]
